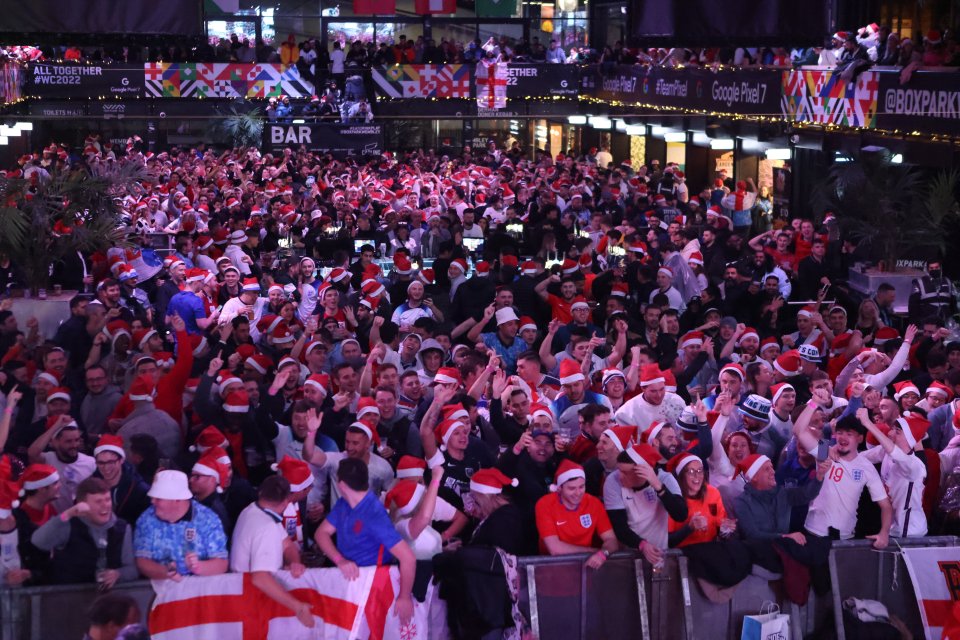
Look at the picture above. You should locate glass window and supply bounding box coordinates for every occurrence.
[328,22,376,46]
[478,23,523,49]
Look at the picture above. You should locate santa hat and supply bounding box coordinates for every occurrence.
[521,261,538,276]
[356,397,380,421]
[418,269,435,285]
[271,324,295,345]
[773,351,802,377]
[449,258,468,274]
[190,426,229,453]
[895,413,930,449]
[687,251,704,267]
[19,464,60,494]
[639,364,665,387]
[641,420,669,444]
[830,332,852,356]
[441,403,470,423]
[129,375,156,402]
[601,426,635,452]
[719,363,746,381]
[393,255,413,276]
[46,387,71,405]
[430,366,462,387]
[396,456,427,479]
[559,360,585,385]
[217,370,242,396]
[192,454,229,493]
[241,277,260,293]
[94,434,125,460]
[185,268,207,283]
[256,314,285,336]
[893,381,921,401]
[518,316,537,333]
[760,337,781,355]
[874,327,900,346]
[666,452,700,476]
[529,403,554,424]
[304,373,330,397]
[475,261,491,277]
[625,443,662,468]
[737,328,759,345]
[926,381,954,401]
[223,390,250,413]
[153,351,175,369]
[386,480,426,517]
[770,382,795,405]
[469,468,518,494]
[561,259,578,276]
[245,354,273,375]
[657,266,673,280]
[796,305,817,319]
[679,331,704,350]
[36,370,61,387]
[0,476,19,518]
[570,297,590,312]
[271,455,314,492]
[734,454,770,481]
[277,356,299,372]
[434,418,465,451]
[550,460,585,491]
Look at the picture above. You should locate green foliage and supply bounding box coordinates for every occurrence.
[0,163,147,291]
[813,149,960,267]
[209,104,264,149]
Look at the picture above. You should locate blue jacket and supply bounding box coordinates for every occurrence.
[734,480,822,541]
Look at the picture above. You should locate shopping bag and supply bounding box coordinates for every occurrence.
[741,602,791,640]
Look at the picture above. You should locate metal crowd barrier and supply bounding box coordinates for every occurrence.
[0,580,154,640]
[0,536,955,639]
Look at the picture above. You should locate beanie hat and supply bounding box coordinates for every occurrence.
[271,455,314,492]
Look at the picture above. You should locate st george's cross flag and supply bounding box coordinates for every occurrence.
[149,566,429,640]
[414,0,456,14]
[902,546,960,640]
[476,60,508,109]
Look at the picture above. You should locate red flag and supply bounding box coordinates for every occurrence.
[414,0,456,13]
[353,0,395,14]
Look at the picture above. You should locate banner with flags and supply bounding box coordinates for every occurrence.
[414,0,456,14]
[144,63,314,98]
[149,566,430,640]
[902,546,960,640]
[353,0,396,14]
[476,60,508,109]
[371,65,471,98]
[476,0,515,17]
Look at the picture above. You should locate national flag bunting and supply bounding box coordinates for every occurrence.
[476,60,508,109]
[476,0,516,17]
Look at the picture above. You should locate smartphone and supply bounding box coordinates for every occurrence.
[816,440,830,462]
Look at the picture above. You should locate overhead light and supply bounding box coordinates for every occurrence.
[765,148,791,160]
[614,119,627,132]
[624,125,645,136]
[710,139,734,150]
[567,115,587,125]
[891,153,903,164]
[589,116,612,129]
[0,125,16,137]
[663,132,687,143]
[0,137,8,146]
[650,126,670,137]
[291,119,305,124]
[15,122,33,132]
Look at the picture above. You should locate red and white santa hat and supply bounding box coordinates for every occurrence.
[521,261,538,276]
[796,305,817,319]
[927,381,954,401]
[434,418,465,451]
[469,468,518,494]
[601,425,635,452]
[550,459,586,492]
[737,328,759,345]
[720,362,746,381]
[770,382,795,405]
[304,373,330,397]
[36,370,61,387]
[431,366,462,387]
[734,453,770,481]
[217,370,242,397]
[529,403,554,424]
[625,443,662,468]
[561,259,579,276]
[245,354,273,376]
[519,316,537,333]
[442,403,470,423]
[688,251,704,266]
[46,387,71,405]
[559,359,585,385]
[271,455,314,492]
[386,479,426,517]
[395,455,427,479]
[773,351,802,377]
[94,434,125,460]
[223,390,250,413]
[894,412,930,449]
[639,364,665,387]
[666,452,700,476]
[356,397,380,421]
[241,277,260,293]
[128,375,156,402]
[893,380,920,401]
[570,297,590,312]
[192,454,229,493]
[679,331,704,350]
[190,426,229,453]
[19,464,60,495]
[641,420,668,444]
[0,477,19,518]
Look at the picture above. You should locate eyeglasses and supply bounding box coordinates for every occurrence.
[684,468,705,476]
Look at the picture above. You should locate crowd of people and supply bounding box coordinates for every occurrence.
[0,131,958,637]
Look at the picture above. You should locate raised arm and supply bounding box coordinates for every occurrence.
[407,466,444,539]
[539,319,561,372]
[302,408,329,466]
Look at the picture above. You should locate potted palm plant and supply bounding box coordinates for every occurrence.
[0,162,146,295]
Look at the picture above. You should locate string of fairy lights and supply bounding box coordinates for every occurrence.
[2,58,959,144]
